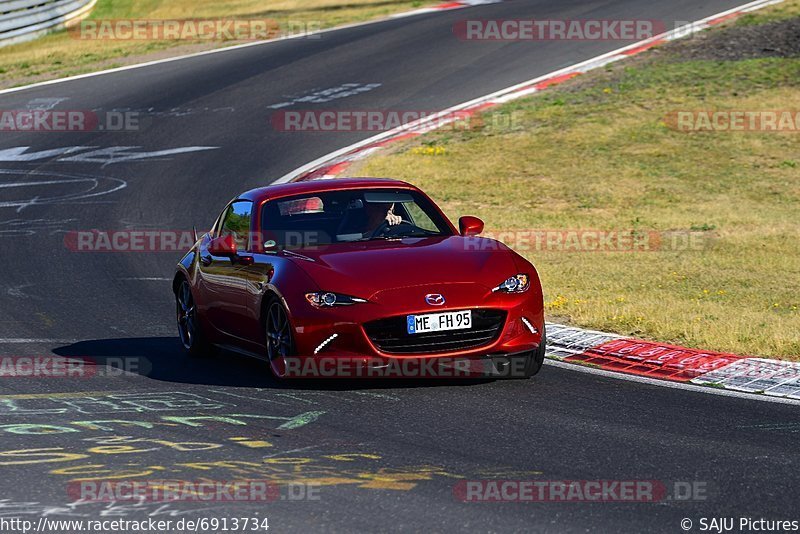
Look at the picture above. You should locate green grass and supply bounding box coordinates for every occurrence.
[0,0,436,88]
[735,0,800,25]
[347,3,800,360]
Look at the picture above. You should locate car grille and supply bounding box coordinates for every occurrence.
[363,309,507,355]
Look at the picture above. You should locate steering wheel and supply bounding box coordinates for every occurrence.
[369,219,417,239]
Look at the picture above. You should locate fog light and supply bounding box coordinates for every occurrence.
[314,333,338,355]
[520,317,538,335]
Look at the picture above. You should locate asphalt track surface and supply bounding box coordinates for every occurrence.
[0,1,798,532]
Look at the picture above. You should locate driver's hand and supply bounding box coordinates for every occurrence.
[385,203,402,226]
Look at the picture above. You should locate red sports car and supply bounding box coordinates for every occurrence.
[173,178,545,379]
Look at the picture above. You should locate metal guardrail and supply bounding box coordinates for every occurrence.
[0,0,97,47]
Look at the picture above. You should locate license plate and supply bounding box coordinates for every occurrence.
[407,310,472,335]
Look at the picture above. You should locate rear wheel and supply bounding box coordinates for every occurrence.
[265,297,295,378]
[176,279,214,357]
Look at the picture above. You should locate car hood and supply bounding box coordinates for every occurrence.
[285,235,519,300]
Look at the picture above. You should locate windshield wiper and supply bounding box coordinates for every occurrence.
[357,231,440,242]
[356,235,400,242]
[281,249,316,262]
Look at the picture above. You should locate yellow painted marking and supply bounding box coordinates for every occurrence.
[264,457,313,465]
[87,445,159,455]
[0,448,90,466]
[323,453,381,462]
[356,472,436,491]
[279,477,366,487]
[238,441,273,448]
[229,437,273,448]
[359,480,417,490]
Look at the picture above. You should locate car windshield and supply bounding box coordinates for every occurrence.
[260,188,453,249]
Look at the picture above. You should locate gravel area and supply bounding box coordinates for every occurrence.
[667,17,800,60]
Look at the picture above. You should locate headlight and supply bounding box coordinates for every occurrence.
[305,292,367,307]
[493,274,530,293]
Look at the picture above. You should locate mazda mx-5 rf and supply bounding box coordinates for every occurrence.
[173,178,545,379]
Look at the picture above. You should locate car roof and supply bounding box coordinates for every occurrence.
[238,178,420,203]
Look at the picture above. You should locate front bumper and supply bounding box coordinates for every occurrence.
[282,289,544,378]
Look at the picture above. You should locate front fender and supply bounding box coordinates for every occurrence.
[173,248,198,294]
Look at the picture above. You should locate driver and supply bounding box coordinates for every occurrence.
[363,202,402,236]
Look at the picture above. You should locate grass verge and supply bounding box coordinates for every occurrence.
[0,0,432,89]
[346,2,800,360]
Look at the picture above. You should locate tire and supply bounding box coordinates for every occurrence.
[176,279,214,358]
[518,328,547,379]
[264,296,296,379]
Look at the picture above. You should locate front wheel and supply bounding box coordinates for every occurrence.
[517,328,547,378]
[176,279,214,358]
[265,297,295,379]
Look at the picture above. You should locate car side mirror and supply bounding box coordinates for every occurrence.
[209,234,237,256]
[459,216,484,237]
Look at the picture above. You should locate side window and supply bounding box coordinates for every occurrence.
[404,202,439,233]
[219,200,253,250]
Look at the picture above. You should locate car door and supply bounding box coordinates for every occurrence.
[197,199,253,339]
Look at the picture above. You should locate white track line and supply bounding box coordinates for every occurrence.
[0,338,77,343]
[0,2,472,97]
[545,360,800,406]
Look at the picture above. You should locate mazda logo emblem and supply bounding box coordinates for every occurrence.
[425,294,445,306]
